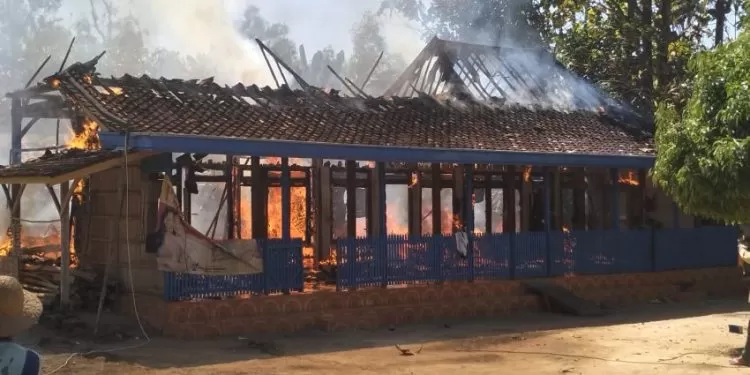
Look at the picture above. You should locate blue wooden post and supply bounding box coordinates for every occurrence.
[377,162,388,288]
[464,164,475,281]
[544,167,552,276]
[281,157,291,240]
[611,168,620,230]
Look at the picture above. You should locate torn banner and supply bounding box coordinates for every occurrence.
[149,178,263,275]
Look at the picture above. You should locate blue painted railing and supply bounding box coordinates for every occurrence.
[163,239,304,301]
[336,226,738,290]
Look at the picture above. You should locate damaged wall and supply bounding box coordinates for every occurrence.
[80,162,162,295]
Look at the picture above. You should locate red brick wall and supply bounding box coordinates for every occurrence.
[120,266,744,340]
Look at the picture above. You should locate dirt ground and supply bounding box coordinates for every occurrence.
[19,298,750,375]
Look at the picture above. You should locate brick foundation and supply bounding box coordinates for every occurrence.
[118,267,745,340]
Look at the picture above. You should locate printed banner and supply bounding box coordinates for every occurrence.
[152,179,263,275]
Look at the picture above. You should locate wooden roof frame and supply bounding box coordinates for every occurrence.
[0,151,154,185]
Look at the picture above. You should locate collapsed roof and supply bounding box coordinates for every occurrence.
[10,37,654,166]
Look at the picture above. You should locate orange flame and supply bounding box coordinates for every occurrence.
[618,170,639,186]
[562,225,570,233]
[72,180,85,204]
[0,225,76,264]
[66,119,101,151]
[523,166,532,183]
[408,172,419,188]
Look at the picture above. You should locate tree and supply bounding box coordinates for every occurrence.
[651,1,750,222]
[346,11,406,95]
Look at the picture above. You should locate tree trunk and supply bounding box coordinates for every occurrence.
[714,0,727,46]
[627,0,640,99]
[640,0,654,114]
[656,0,672,97]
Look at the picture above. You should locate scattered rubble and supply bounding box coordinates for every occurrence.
[19,245,119,310]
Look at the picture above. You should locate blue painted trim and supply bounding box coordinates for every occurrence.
[100,132,656,169]
[611,168,620,230]
[281,157,291,240]
[544,168,552,276]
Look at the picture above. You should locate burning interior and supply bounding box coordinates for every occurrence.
[0,36,727,312]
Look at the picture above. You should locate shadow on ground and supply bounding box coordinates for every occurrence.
[24,297,750,371]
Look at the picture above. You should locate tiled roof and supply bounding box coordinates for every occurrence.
[0,150,122,180]
[42,55,654,157]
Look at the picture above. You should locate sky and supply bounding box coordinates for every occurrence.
[57,0,426,69]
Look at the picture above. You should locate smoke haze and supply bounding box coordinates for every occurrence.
[0,0,426,239]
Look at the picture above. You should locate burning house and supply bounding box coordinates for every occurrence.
[0,37,741,338]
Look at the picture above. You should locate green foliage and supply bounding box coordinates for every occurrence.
[652,27,750,222]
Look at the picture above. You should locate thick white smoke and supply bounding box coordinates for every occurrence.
[126,0,273,86]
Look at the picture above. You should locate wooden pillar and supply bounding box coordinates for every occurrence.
[431,163,442,235]
[370,162,386,238]
[572,168,586,230]
[630,169,647,228]
[369,163,384,237]
[504,166,516,278]
[611,168,620,230]
[225,155,235,239]
[181,165,192,224]
[520,167,532,232]
[407,165,422,236]
[59,181,71,308]
[464,165,474,280]
[312,159,323,262]
[453,165,464,232]
[320,163,333,259]
[366,167,374,237]
[552,168,562,229]
[251,156,268,239]
[544,168,552,276]
[503,166,516,233]
[346,160,357,238]
[281,157,291,240]
[672,201,680,229]
[485,171,493,234]
[175,167,183,206]
[463,165,474,233]
[9,98,22,276]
